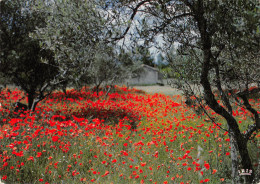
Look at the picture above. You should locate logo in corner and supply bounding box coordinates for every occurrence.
[238,169,252,176]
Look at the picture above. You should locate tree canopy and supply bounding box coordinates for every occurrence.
[0,0,140,109]
[32,0,141,89]
[0,0,58,110]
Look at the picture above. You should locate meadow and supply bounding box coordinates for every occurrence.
[0,86,259,184]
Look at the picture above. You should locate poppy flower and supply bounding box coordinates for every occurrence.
[204,163,210,170]
[52,136,59,142]
[140,162,146,167]
[1,175,7,180]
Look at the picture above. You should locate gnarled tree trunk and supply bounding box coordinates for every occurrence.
[193,2,255,182]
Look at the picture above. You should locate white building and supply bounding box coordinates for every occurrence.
[126,64,164,85]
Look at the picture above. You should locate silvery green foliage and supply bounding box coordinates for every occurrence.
[107,0,259,94]
[33,0,109,84]
[139,0,259,87]
[0,0,58,110]
[32,0,140,88]
[80,44,142,89]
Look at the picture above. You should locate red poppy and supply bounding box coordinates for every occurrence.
[204,163,210,170]
[52,136,59,142]
[140,162,146,167]
[1,175,7,180]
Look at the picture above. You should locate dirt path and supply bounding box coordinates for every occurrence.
[132,85,183,96]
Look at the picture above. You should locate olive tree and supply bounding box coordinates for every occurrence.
[0,0,58,111]
[33,0,141,92]
[106,0,259,183]
[80,45,142,94]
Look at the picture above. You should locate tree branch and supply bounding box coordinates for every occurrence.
[238,94,260,140]
[151,12,192,35]
[183,81,230,133]
[214,62,233,114]
[236,87,260,97]
[110,1,191,42]
[110,0,151,41]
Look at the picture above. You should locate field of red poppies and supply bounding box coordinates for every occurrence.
[0,86,259,184]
